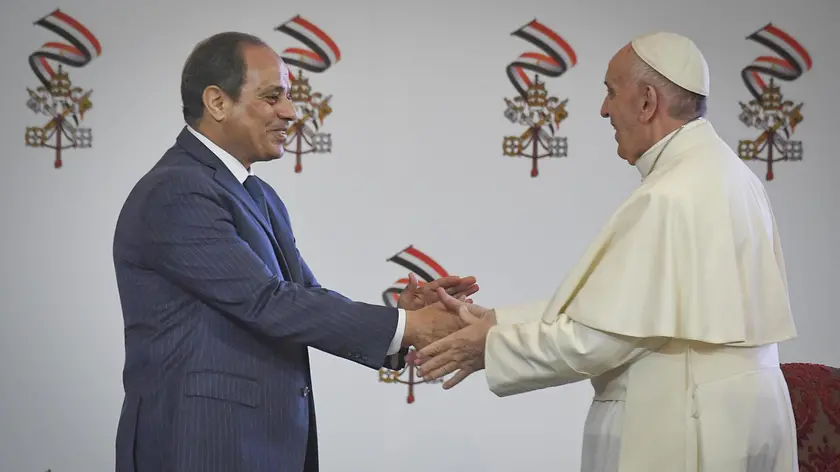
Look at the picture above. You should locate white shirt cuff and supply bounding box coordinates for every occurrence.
[386,308,406,355]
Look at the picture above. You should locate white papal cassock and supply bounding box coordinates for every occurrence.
[484,118,799,472]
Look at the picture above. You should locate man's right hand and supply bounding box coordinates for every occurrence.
[402,300,468,350]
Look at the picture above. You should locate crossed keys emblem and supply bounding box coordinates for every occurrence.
[284,68,333,173]
[737,77,804,181]
[25,65,93,168]
[502,74,570,177]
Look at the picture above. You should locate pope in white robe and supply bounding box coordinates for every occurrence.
[415,32,799,472]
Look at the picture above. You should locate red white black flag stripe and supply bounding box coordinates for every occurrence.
[742,23,812,101]
[382,246,449,308]
[507,19,577,98]
[29,9,101,87]
[275,15,341,73]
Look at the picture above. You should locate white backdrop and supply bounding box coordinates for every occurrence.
[1,0,838,470]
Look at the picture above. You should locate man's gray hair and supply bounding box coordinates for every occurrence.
[629,52,707,120]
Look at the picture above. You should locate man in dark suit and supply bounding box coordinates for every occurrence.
[112,31,478,472]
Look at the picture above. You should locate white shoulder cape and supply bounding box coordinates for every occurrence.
[499,121,796,346]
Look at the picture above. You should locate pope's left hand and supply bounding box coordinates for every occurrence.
[415,288,496,389]
[397,273,479,311]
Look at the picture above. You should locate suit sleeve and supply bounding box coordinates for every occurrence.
[484,314,668,397]
[273,192,409,370]
[141,172,398,370]
[298,245,407,368]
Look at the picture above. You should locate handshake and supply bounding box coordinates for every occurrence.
[395,274,497,389]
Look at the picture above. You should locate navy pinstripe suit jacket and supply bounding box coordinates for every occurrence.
[113,127,405,472]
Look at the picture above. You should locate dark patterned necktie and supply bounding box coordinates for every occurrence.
[243,175,270,220]
[243,175,301,282]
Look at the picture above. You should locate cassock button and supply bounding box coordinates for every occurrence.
[300,386,310,397]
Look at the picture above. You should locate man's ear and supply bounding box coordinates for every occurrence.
[202,85,228,122]
[639,84,659,123]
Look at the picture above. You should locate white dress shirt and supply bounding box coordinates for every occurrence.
[186,126,406,356]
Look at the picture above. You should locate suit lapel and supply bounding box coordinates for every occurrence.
[175,128,291,279]
[211,169,273,234]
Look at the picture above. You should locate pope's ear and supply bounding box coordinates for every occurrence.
[638,84,659,123]
[202,85,228,122]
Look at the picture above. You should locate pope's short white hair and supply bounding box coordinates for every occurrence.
[628,48,707,120]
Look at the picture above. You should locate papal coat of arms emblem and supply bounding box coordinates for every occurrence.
[377,245,452,403]
[736,23,812,181]
[275,15,340,174]
[502,19,577,178]
[25,9,101,168]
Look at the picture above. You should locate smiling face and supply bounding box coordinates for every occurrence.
[202,44,298,167]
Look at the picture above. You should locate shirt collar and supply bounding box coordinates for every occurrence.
[635,117,705,180]
[186,125,253,184]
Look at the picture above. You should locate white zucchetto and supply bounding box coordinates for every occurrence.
[631,32,710,96]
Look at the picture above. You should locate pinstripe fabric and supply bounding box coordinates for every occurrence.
[113,127,406,472]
